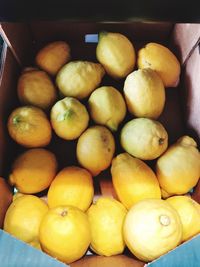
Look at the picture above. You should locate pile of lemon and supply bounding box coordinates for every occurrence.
[3,32,200,264]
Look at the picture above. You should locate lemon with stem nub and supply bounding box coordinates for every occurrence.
[121,118,168,160]
[51,97,89,140]
[123,199,182,262]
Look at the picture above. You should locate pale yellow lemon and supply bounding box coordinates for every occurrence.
[120,118,168,160]
[124,68,165,119]
[96,32,135,79]
[88,86,126,131]
[123,199,182,262]
[56,61,105,99]
[156,136,200,196]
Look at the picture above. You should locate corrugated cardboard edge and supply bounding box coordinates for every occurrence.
[146,234,200,267]
[0,229,68,267]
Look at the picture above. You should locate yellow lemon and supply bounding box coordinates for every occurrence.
[17,69,57,110]
[120,118,168,160]
[166,196,200,242]
[124,68,165,119]
[4,195,48,244]
[88,86,126,131]
[39,205,91,264]
[36,41,71,76]
[123,199,182,262]
[9,148,57,194]
[111,153,161,209]
[96,32,136,79]
[47,166,94,211]
[87,197,127,256]
[77,126,115,176]
[7,106,52,148]
[156,136,200,196]
[56,61,105,99]
[138,42,181,87]
[51,97,89,140]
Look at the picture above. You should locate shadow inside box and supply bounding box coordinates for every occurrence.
[71,252,144,267]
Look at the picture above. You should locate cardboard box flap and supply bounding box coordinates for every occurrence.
[0,229,67,267]
[147,234,200,267]
[171,23,200,65]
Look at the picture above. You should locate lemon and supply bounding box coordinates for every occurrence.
[138,42,181,87]
[88,86,126,131]
[96,32,136,79]
[4,195,48,244]
[47,166,94,211]
[124,68,165,119]
[51,97,89,140]
[36,41,71,76]
[7,106,52,148]
[120,118,168,160]
[39,205,91,264]
[17,69,57,110]
[56,61,105,99]
[9,148,57,194]
[123,199,182,262]
[156,136,200,196]
[87,197,127,256]
[111,153,161,209]
[166,196,200,242]
[77,126,115,176]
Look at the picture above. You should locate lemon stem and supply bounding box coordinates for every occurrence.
[159,138,165,145]
[56,109,74,121]
[159,215,170,226]
[61,210,68,217]
[107,120,118,132]
[13,116,21,125]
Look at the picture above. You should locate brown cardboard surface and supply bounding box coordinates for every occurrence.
[0,44,21,176]
[30,21,173,46]
[0,22,33,66]
[70,255,144,267]
[0,178,12,228]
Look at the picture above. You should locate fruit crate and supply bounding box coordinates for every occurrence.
[0,22,200,267]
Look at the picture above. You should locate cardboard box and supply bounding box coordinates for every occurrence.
[0,22,200,267]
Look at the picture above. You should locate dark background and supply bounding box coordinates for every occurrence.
[0,0,200,22]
